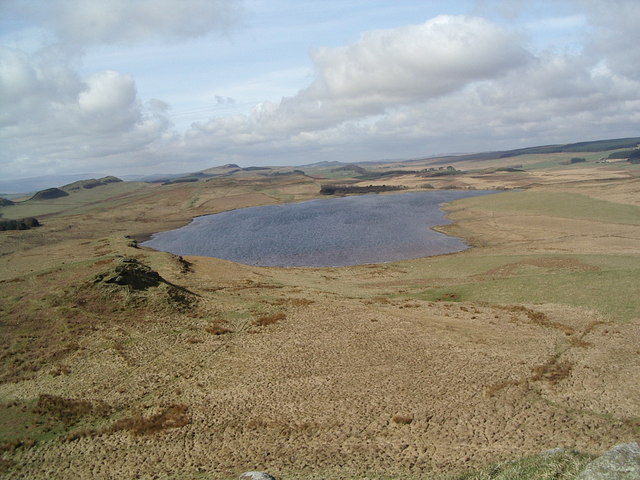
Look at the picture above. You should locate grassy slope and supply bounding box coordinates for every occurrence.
[408,257,639,321]
[395,188,640,321]
[0,182,150,220]
[452,191,640,225]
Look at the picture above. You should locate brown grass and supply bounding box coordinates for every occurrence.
[530,358,573,385]
[34,394,111,426]
[254,312,286,326]
[485,379,522,398]
[0,438,36,453]
[206,324,232,335]
[497,305,575,335]
[107,404,191,435]
[269,298,315,307]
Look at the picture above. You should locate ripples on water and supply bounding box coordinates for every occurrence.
[142,190,498,267]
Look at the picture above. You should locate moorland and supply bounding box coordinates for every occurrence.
[0,138,639,479]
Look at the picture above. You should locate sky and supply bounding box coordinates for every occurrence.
[1,0,639,181]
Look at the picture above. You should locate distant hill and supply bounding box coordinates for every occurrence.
[301,160,346,168]
[427,137,640,165]
[201,164,243,175]
[29,188,69,201]
[0,198,15,206]
[497,137,640,158]
[0,173,106,194]
[332,164,368,175]
[61,176,122,192]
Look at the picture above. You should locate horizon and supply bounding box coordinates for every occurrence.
[0,133,637,195]
[2,0,640,181]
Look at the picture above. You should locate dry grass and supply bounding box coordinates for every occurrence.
[34,394,111,426]
[269,297,315,307]
[530,358,574,385]
[0,438,36,453]
[0,160,638,479]
[485,380,522,398]
[107,404,191,436]
[253,312,286,326]
[206,323,233,335]
[497,305,575,335]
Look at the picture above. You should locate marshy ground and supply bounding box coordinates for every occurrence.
[0,152,638,479]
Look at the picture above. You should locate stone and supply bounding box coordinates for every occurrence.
[577,442,640,480]
[238,472,277,480]
[542,447,568,456]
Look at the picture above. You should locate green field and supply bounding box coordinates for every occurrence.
[453,190,640,225]
[405,254,639,321]
[0,182,149,219]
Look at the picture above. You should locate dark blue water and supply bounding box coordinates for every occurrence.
[142,190,497,267]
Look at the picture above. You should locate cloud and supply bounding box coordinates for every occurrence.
[3,0,242,45]
[310,15,530,102]
[578,0,640,80]
[181,8,640,167]
[0,0,243,178]
[0,45,172,178]
[187,15,532,147]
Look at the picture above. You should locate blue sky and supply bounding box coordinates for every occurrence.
[1,0,639,180]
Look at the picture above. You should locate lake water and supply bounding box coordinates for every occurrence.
[142,190,497,267]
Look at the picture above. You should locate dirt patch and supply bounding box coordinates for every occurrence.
[473,257,601,281]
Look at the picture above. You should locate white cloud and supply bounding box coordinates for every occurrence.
[78,71,140,131]
[310,15,530,102]
[186,15,532,148]
[3,0,242,46]
[578,0,640,80]
[181,7,640,166]
[0,45,172,178]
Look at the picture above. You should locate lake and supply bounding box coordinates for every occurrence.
[141,190,497,267]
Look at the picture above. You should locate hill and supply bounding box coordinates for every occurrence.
[29,187,69,200]
[61,176,122,192]
[424,136,640,165]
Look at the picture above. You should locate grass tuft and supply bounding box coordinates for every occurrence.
[107,404,191,435]
[449,449,595,480]
[254,312,286,327]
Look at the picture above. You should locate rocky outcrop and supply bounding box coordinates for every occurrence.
[577,443,640,480]
[0,217,40,231]
[101,257,163,290]
[93,257,197,311]
[239,472,276,480]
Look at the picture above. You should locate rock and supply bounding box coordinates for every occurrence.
[542,447,568,456]
[103,258,163,290]
[577,442,640,480]
[238,472,277,480]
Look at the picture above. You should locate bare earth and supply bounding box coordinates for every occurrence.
[0,159,638,479]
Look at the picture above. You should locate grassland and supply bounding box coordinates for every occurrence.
[0,154,638,479]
